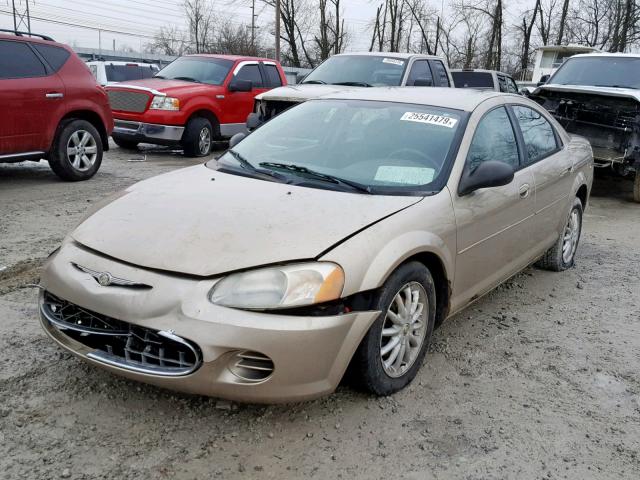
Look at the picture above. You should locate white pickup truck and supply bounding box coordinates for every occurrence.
[248,52,454,127]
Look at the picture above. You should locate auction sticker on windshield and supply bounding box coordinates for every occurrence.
[400,112,458,128]
[374,166,435,185]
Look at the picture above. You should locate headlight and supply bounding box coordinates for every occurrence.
[150,96,180,111]
[209,262,344,310]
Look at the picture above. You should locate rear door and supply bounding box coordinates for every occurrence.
[451,105,535,306]
[509,103,574,252]
[429,59,451,87]
[0,39,65,155]
[405,60,434,86]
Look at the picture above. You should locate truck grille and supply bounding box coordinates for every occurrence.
[107,90,151,113]
[41,291,201,376]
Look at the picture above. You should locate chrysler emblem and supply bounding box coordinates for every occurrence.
[97,272,113,286]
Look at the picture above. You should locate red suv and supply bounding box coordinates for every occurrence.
[0,30,113,181]
[107,55,286,157]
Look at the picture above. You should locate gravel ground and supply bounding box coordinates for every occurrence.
[1,145,639,480]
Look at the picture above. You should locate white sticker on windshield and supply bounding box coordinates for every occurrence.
[374,166,435,185]
[400,112,458,128]
[382,58,404,66]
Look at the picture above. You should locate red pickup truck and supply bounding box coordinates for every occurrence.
[107,55,286,157]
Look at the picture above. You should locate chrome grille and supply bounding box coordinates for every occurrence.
[41,291,201,376]
[229,351,274,382]
[107,90,151,113]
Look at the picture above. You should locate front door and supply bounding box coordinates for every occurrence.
[451,106,536,308]
[221,61,270,136]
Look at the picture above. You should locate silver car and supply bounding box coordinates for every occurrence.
[38,88,593,403]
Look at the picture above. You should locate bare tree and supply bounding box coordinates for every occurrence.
[315,0,347,61]
[518,0,540,79]
[556,0,571,44]
[261,0,315,67]
[147,26,190,56]
[184,0,215,53]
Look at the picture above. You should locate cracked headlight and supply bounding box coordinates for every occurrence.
[209,262,344,310]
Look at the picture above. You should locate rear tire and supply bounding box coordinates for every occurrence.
[112,136,139,150]
[536,197,583,271]
[182,117,213,157]
[633,170,640,203]
[350,261,436,396]
[48,119,103,181]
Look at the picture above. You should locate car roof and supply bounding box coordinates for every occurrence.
[186,54,278,63]
[0,32,70,50]
[334,51,445,61]
[571,52,640,59]
[451,68,510,76]
[86,61,158,66]
[317,86,509,112]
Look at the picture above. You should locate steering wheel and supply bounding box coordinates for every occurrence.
[386,148,440,171]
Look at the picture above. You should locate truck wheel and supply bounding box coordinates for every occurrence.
[182,117,212,157]
[48,119,103,181]
[350,261,436,396]
[536,197,583,271]
[112,136,139,150]
[634,170,640,203]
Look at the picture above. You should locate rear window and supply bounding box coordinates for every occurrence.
[0,40,46,79]
[33,44,70,72]
[105,64,157,82]
[264,64,282,87]
[451,71,494,88]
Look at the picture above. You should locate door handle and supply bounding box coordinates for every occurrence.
[45,92,64,99]
[519,184,531,199]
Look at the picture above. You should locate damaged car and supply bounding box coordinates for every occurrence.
[38,88,592,403]
[248,52,453,129]
[532,53,640,202]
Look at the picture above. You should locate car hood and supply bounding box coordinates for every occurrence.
[71,165,421,277]
[535,84,640,102]
[105,78,218,96]
[255,84,358,103]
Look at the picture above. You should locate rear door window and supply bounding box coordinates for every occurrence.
[512,105,559,163]
[105,64,157,82]
[0,40,46,79]
[406,60,433,86]
[235,64,263,88]
[263,64,282,87]
[431,60,450,87]
[33,44,70,72]
[497,75,508,92]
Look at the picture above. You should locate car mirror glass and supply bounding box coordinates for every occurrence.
[229,79,253,92]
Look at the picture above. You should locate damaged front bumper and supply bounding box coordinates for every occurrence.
[38,241,379,403]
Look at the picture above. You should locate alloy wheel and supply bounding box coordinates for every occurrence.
[66,130,98,172]
[379,281,428,378]
[562,208,581,264]
[198,127,211,155]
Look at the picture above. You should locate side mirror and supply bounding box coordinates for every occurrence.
[536,74,550,87]
[228,79,252,92]
[246,112,262,131]
[229,132,246,149]
[519,88,530,97]
[458,160,515,196]
[413,78,433,87]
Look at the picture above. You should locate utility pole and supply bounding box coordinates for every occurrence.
[275,0,281,62]
[250,0,256,50]
[12,0,32,33]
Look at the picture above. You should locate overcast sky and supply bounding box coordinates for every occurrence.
[0,0,388,52]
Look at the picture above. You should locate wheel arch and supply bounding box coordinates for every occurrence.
[57,110,109,151]
[576,183,588,209]
[186,109,221,138]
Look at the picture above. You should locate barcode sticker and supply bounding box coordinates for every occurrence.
[382,58,405,66]
[400,112,458,128]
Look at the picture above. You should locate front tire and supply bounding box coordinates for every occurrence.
[112,136,139,150]
[351,261,436,396]
[536,197,583,271]
[182,117,213,157]
[48,119,103,181]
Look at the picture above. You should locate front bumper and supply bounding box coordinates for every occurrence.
[113,120,185,145]
[38,241,378,403]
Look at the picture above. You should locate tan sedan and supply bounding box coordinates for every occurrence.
[38,88,593,403]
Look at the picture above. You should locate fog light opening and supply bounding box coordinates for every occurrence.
[228,351,274,383]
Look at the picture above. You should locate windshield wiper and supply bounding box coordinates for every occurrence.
[259,162,372,194]
[226,150,287,182]
[173,76,201,83]
[332,81,373,87]
[593,84,637,89]
[301,79,326,85]
[153,75,166,79]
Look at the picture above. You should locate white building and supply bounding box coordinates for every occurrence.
[531,45,599,83]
